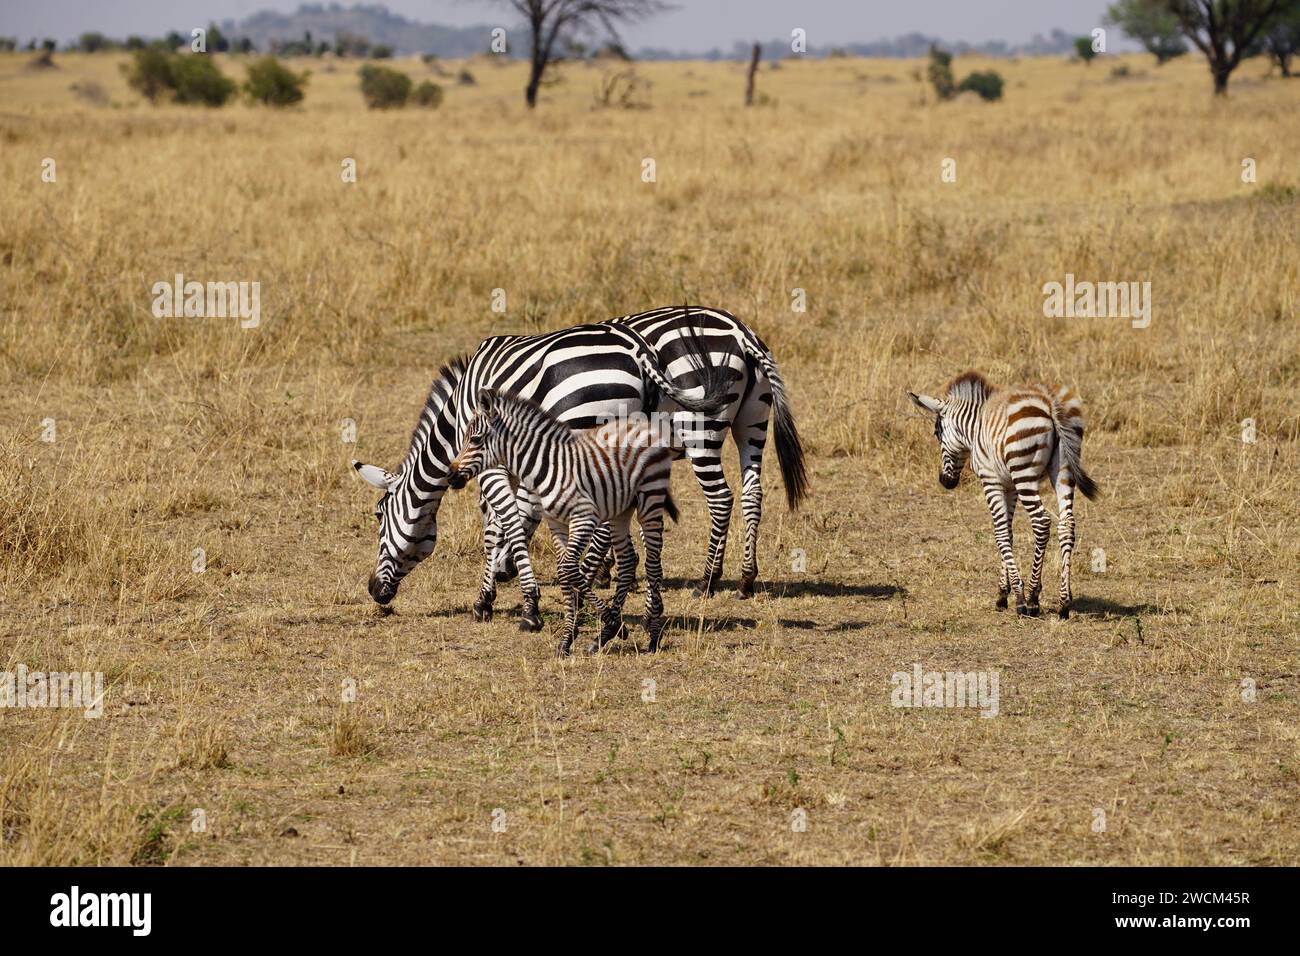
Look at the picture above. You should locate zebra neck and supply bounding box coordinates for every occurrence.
[494,420,571,498]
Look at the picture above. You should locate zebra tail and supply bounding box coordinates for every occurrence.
[741,334,809,511]
[628,309,731,416]
[1050,387,1098,501]
[663,491,680,524]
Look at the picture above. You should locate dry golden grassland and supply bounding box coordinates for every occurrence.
[0,48,1298,865]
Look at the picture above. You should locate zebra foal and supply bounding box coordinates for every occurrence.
[908,371,1098,618]
[448,388,678,655]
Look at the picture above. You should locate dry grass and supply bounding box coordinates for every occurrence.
[1,49,1298,865]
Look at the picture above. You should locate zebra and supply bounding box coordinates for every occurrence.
[447,389,678,655]
[488,306,809,600]
[352,320,729,628]
[908,371,1098,618]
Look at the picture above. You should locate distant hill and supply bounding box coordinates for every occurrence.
[215,3,1086,60]
[220,3,496,57]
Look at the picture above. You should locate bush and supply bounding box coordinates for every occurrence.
[170,54,237,106]
[371,44,394,59]
[125,47,236,106]
[957,70,1004,101]
[411,80,444,108]
[359,64,411,108]
[244,56,308,106]
[1075,36,1098,64]
[125,47,175,102]
[927,44,955,100]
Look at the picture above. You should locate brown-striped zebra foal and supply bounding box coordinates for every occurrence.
[447,388,679,655]
[908,372,1098,618]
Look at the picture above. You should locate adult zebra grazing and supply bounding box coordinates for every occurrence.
[447,389,677,655]
[908,371,1098,618]
[352,320,729,628]
[490,306,809,599]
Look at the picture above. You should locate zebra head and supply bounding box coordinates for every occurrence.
[908,390,969,490]
[447,389,502,489]
[352,459,438,605]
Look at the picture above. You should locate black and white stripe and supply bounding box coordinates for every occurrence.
[352,318,729,628]
[448,389,681,654]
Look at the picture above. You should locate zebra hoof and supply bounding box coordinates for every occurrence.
[472,602,494,623]
[1025,604,1041,618]
[736,577,756,599]
[556,639,573,657]
[519,614,543,633]
[995,593,1009,610]
[1059,606,1071,620]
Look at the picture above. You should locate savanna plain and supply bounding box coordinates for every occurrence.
[0,48,1297,865]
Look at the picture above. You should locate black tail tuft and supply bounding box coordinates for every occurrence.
[773,396,809,510]
[1075,464,1098,501]
[663,492,680,523]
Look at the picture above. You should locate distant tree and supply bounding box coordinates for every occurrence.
[206,22,230,53]
[927,44,956,99]
[244,56,309,105]
[1263,3,1300,74]
[335,32,371,58]
[235,37,257,55]
[1106,0,1188,63]
[78,32,112,53]
[164,31,185,51]
[371,44,394,59]
[41,39,56,52]
[0,37,17,52]
[1163,0,1291,93]
[494,0,668,108]
[1074,35,1099,63]
[124,35,148,50]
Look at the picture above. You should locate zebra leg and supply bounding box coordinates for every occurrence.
[640,509,667,652]
[580,523,614,591]
[556,512,600,655]
[473,493,499,622]
[478,468,543,632]
[685,429,733,597]
[731,383,770,599]
[1019,488,1051,617]
[983,481,1024,612]
[593,517,636,652]
[1055,471,1077,619]
[494,487,543,583]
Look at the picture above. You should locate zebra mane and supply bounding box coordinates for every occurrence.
[944,370,994,405]
[490,390,576,446]
[406,355,468,458]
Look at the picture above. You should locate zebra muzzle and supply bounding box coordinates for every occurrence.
[939,472,960,490]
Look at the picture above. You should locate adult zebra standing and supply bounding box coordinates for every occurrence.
[489,306,809,599]
[352,320,729,628]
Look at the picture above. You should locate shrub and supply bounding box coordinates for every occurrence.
[1075,36,1098,64]
[371,44,394,59]
[244,56,308,106]
[359,64,411,108]
[957,70,1004,101]
[170,54,237,106]
[411,80,444,108]
[125,47,236,106]
[927,44,955,100]
[125,47,174,101]
[78,32,112,53]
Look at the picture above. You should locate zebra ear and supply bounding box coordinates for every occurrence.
[477,388,496,414]
[908,391,941,415]
[352,459,397,490]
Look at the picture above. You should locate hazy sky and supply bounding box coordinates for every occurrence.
[0,1,1116,49]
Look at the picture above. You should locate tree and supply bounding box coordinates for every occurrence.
[498,1,668,109]
[1163,0,1291,93]
[1263,3,1300,74]
[1075,35,1098,63]
[1106,0,1188,63]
